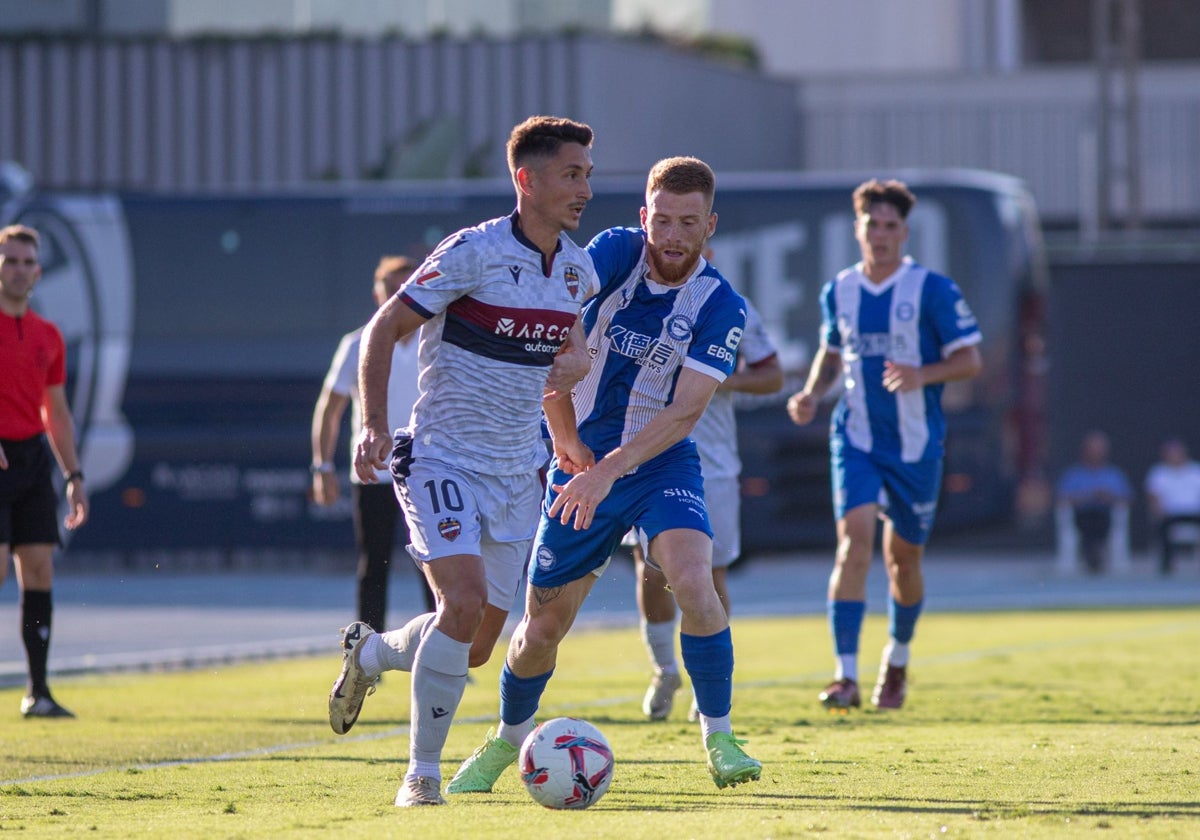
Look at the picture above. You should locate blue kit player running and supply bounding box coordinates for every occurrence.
[326,115,597,807]
[448,156,762,794]
[787,179,982,712]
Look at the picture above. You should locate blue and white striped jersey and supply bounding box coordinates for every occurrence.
[820,257,981,463]
[573,226,746,469]
[399,211,599,475]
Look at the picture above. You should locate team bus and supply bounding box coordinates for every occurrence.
[0,166,1047,561]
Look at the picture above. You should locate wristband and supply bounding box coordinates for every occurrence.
[64,470,85,483]
[310,462,336,474]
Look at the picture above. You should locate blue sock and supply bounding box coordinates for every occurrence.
[888,598,923,644]
[498,663,553,726]
[829,600,866,655]
[680,627,734,718]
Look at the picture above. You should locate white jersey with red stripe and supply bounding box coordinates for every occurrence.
[689,297,778,479]
[398,211,599,475]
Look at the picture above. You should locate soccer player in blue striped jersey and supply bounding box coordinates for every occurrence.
[787,179,982,712]
[448,156,762,794]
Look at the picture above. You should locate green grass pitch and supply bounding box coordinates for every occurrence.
[3,608,1198,838]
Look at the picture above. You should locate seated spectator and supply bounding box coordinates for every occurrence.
[1144,438,1200,575]
[1056,430,1132,574]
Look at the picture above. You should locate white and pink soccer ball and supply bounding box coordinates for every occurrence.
[519,717,614,809]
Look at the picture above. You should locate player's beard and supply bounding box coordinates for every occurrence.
[646,240,703,285]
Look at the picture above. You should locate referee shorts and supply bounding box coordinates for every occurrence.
[0,435,62,547]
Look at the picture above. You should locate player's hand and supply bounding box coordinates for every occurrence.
[553,436,595,476]
[548,464,616,530]
[883,361,924,393]
[544,339,590,401]
[0,441,7,469]
[312,471,340,505]
[353,428,390,483]
[786,391,818,426]
[63,479,88,530]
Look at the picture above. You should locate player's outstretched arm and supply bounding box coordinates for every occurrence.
[787,346,841,426]
[883,344,982,393]
[549,368,718,530]
[720,354,783,395]
[311,387,349,504]
[544,390,593,475]
[545,319,590,401]
[355,297,426,482]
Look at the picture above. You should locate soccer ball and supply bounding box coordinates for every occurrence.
[519,717,614,809]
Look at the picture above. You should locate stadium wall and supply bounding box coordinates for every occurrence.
[0,33,800,190]
[5,33,1200,229]
[797,64,1200,226]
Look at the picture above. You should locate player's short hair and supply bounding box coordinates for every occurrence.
[374,255,415,283]
[0,224,40,249]
[506,116,594,174]
[853,179,917,219]
[646,156,716,211]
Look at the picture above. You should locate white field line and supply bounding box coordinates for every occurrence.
[2,617,1194,788]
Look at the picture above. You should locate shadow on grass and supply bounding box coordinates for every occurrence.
[594,788,1200,819]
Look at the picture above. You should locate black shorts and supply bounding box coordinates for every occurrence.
[0,435,62,548]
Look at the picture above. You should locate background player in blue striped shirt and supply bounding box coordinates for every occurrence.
[787,179,982,711]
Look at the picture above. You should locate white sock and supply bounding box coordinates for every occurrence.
[884,639,910,667]
[409,628,470,766]
[497,715,536,749]
[368,613,436,675]
[835,654,858,682]
[406,760,441,781]
[699,712,732,742]
[641,619,678,674]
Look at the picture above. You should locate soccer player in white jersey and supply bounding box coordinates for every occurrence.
[325,115,598,807]
[637,290,783,721]
[787,179,982,712]
[448,156,763,794]
[311,255,436,633]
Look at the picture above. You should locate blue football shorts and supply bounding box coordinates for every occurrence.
[623,473,740,570]
[831,438,942,545]
[530,449,712,589]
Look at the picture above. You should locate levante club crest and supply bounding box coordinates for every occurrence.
[437,517,462,541]
[563,266,580,297]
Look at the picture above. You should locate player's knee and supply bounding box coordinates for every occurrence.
[514,614,568,655]
[467,640,495,669]
[834,542,872,574]
[884,538,923,571]
[437,589,487,636]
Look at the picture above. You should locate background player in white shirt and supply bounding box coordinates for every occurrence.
[448,156,763,794]
[636,286,783,722]
[1144,437,1200,575]
[310,255,436,632]
[325,115,598,807]
[787,179,982,712]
